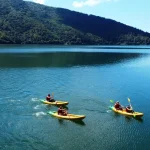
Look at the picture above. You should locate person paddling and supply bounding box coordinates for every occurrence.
[114,101,123,110]
[46,94,55,102]
[126,105,134,113]
[58,106,68,116]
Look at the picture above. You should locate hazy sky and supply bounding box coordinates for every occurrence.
[26,0,150,33]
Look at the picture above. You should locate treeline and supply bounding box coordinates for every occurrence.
[0,0,150,45]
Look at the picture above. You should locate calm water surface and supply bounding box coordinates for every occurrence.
[0,45,150,150]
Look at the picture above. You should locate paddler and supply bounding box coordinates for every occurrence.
[46,94,55,102]
[58,106,68,116]
[114,101,123,110]
[126,105,134,113]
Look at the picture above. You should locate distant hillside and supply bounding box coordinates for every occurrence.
[0,0,150,45]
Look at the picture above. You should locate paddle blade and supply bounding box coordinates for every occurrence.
[110,100,114,103]
[128,98,130,102]
[52,92,54,97]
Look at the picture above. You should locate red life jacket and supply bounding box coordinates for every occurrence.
[126,107,133,113]
[46,96,50,101]
[58,108,63,114]
[115,103,120,108]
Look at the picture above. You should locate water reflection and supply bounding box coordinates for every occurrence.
[112,111,144,123]
[58,118,86,126]
[58,118,64,125]
[125,116,143,123]
[71,120,86,126]
[0,52,143,68]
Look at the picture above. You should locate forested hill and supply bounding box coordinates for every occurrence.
[0,0,150,45]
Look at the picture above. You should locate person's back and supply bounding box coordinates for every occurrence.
[114,101,120,108]
[46,94,51,101]
[58,106,63,115]
[126,105,134,113]
[114,101,122,110]
[58,106,68,116]
[62,108,68,116]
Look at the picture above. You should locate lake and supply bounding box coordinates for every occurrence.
[0,45,150,150]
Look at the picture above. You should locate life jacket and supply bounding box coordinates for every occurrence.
[114,103,120,108]
[126,107,133,113]
[46,96,50,101]
[58,108,63,114]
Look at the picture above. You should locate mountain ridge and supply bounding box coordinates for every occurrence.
[0,0,150,45]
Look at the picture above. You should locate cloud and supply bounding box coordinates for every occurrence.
[33,0,46,4]
[72,0,118,8]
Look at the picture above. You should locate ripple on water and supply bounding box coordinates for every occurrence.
[9,99,21,102]
[0,49,150,150]
[33,112,47,117]
[33,105,42,110]
[31,98,39,102]
[107,110,112,113]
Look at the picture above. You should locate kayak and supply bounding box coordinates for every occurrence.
[40,99,69,106]
[48,111,86,120]
[109,106,144,117]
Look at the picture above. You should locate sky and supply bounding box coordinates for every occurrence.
[25,0,150,33]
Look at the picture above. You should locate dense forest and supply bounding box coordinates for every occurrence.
[0,0,150,45]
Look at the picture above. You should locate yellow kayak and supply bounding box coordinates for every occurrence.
[109,106,143,117]
[48,111,86,120]
[40,99,69,106]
